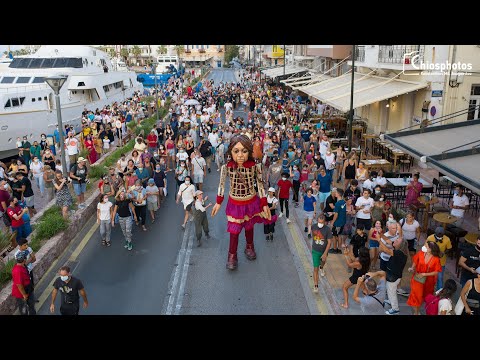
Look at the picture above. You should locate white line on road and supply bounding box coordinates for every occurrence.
[174,226,194,315]
[163,222,191,315]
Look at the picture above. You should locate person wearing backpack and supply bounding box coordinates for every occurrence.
[424,278,457,315]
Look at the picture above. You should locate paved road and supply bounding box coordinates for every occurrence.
[33,74,312,314]
[206,68,240,86]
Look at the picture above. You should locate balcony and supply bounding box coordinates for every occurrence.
[199,48,206,53]
[185,49,191,53]
[378,45,425,64]
[217,47,223,52]
[355,46,365,62]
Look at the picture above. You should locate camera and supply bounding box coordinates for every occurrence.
[364,275,371,280]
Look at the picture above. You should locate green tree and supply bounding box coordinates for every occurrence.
[173,45,185,69]
[120,47,130,64]
[131,45,142,62]
[224,45,239,64]
[157,45,167,55]
[108,48,116,58]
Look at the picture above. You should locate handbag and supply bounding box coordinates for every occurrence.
[413,273,427,284]
[455,279,472,315]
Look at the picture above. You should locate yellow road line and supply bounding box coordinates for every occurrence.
[287,223,330,315]
[69,223,99,262]
[36,222,99,311]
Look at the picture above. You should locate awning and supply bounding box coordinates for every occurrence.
[282,73,332,89]
[384,118,480,194]
[261,65,308,79]
[296,72,428,112]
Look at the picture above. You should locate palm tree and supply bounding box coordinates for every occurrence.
[120,47,130,64]
[173,45,185,69]
[131,45,142,65]
[108,48,116,58]
[157,45,167,55]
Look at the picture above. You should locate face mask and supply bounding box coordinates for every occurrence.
[453,190,459,195]
[185,180,190,184]
[41,136,46,139]
[3,184,8,190]
[372,177,376,181]
[34,159,38,163]
[379,197,384,202]
[60,275,69,282]
[293,167,298,171]
[318,223,324,228]
[421,245,428,253]
[17,162,21,166]
[282,177,287,181]
[375,190,380,194]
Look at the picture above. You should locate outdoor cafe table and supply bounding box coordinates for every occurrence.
[433,212,458,229]
[363,159,391,171]
[418,196,439,232]
[386,178,431,187]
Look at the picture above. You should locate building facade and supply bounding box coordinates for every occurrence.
[351,45,480,133]
[182,45,225,68]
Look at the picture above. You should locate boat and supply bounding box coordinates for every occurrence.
[0,45,143,158]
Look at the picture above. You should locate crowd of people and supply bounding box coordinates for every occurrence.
[4,65,480,316]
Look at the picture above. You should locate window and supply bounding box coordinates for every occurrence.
[103,85,110,93]
[19,97,25,105]
[196,45,199,49]
[4,99,11,108]
[32,77,45,83]
[42,58,55,68]
[471,85,480,96]
[29,58,44,68]
[77,82,85,87]
[32,98,36,102]
[38,97,42,101]
[11,98,19,107]
[1,77,15,84]
[54,58,68,67]
[43,96,47,100]
[15,77,31,84]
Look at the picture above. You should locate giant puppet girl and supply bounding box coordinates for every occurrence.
[211,134,277,270]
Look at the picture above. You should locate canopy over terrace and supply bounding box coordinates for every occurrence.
[296,72,429,112]
[383,118,480,194]
[261,64,308,80]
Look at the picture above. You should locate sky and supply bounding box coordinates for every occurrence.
[0,45,24,55]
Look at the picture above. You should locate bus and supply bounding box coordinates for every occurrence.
[155,55,178,74]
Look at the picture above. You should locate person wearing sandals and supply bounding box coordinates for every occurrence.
[112,190,137,251]
[145,178,159,224]
[97,194,113,247]
[176,176,196,229]
[340,246,370,309]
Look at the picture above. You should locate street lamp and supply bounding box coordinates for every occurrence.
[151,62,159,122]
[45,75,68,175]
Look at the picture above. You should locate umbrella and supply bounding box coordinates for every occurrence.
[185,99,199,106]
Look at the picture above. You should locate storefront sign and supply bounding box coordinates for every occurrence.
[431,90,443,97]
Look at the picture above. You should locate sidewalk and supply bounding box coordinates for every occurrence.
[281,175,463,315]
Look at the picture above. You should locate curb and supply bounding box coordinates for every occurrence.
[0,188,100,314]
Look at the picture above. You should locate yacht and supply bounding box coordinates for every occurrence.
[0,45,143,158]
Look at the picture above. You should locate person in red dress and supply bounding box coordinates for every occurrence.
[406,241,442,315]
[84,134,97,165]
[211,135,276,270]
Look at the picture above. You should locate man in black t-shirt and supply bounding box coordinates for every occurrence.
[15,172,36,216]
[379,240,407,315]
[344,179,361,204]
[324,188,337,224]
[50,265,88,315]
[459,235,480,287]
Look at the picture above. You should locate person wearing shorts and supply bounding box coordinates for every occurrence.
[311,214,333,294]
[302,188,316,239]
[70,157,88,209]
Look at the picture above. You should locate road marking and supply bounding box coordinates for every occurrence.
[164,223,191,315]
[35,222,99,312]
[174,226,194,315]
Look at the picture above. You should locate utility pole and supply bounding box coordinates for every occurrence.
[283,44,286,76]
[348,45,355,153]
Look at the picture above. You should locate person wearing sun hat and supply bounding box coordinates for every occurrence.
[264,187,278,241]
[193,189,212,247]
[69,157,88,209]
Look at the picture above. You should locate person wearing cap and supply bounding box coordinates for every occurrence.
[311,213,333,292]
[426,226,452,290]
[145,178,159,223]
[264,187,278,241]
[14,238,36,285]
[193,190,212,246]
[69,157,88,209]
[458,234,480,287]
[11,251,36,315]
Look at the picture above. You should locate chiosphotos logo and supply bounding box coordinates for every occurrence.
[403,51,472,76]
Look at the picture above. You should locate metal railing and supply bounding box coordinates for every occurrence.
[0,83,49,94]
[355,46,365,62]
[378,45,425,64]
